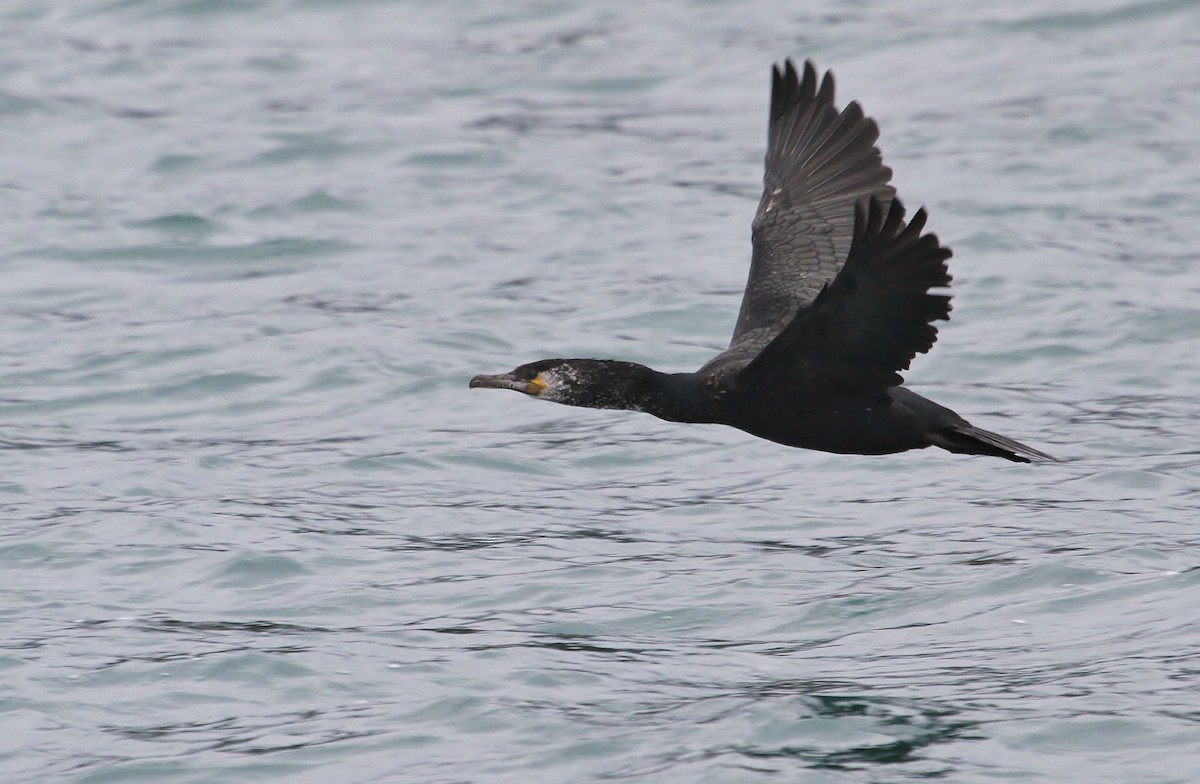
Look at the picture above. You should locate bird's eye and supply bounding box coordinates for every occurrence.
[520,368,538,381]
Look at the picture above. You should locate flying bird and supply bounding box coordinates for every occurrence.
[471,60,1056,463]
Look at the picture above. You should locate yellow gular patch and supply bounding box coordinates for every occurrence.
[528,374,547,394]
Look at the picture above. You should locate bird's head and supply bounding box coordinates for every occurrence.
[469,358,661,410]
[469,358,604,406]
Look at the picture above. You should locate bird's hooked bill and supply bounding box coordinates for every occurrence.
[469,372,545,395]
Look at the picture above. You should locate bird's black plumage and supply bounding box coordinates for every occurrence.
[470,60,1057,463]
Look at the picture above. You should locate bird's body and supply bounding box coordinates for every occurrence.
[470,60,1057,463]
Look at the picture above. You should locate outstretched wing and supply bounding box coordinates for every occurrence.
[729,59,895,355]
[737,197,952,392]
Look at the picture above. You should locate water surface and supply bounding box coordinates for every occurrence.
[2,1,1199,782]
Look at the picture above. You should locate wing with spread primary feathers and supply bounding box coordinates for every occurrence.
[737,197,952,393]
[728,59,896,355]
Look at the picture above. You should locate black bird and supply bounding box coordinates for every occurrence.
[470,60,1057,463]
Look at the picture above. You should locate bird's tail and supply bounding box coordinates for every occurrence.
[927,423,1059,463]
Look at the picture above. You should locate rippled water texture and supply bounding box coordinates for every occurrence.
[2,1,1199,782]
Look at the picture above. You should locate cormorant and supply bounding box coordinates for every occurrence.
[470,60,1057,463]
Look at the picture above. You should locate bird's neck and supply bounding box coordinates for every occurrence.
[640,370,716,424]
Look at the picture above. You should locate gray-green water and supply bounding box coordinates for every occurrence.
[3,1,1199,782]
